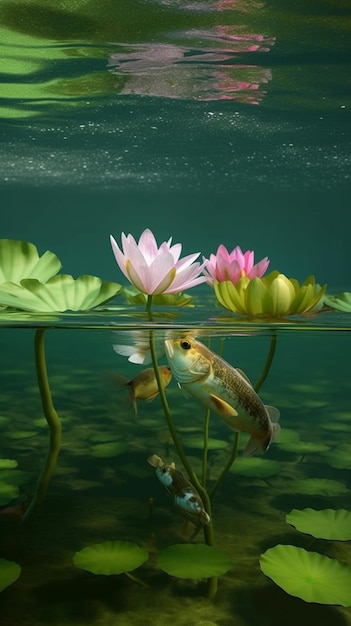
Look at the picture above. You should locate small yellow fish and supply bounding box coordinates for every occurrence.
[108,366,172,414]
[148,454,210,525]
[164,336,280,456]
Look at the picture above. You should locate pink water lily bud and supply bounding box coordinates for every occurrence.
[203,244,269,285]
[110,229,207,296]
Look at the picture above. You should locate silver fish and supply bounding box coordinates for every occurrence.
[164,336,280,456]
[148,454,210,525]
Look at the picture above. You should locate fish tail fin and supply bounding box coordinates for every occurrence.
[265,405,280,422]
[242,435,263,457]
[271,422,281,442]
[105,371,130,388]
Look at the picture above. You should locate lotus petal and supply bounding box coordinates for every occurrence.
[286,508,351,541]
[260,545,351,606]
[0,275,121,312]
[73,540,148,575]
[157,544,231,579]
[0,559,21,592]
[0,239,61,283]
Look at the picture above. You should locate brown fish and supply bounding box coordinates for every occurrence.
[108,366,172,414]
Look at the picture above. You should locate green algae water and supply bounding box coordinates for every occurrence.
[1,0,351,623]
[0,300,351,625]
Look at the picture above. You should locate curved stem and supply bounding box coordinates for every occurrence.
[254,331,277,393]
[20,329,62,523]
[201,408,211,487]
[209,432,240,500]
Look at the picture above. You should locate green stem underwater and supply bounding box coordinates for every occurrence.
[20,329,62,524]
[254,331,277,393]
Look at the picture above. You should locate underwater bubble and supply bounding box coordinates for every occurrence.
[260,545,351,606]
[157,544,231,579]
[0,559,21,592]
[73,540,148,575]
[286,508,351,541]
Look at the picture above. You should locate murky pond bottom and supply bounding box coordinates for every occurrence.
[0,323,350,626]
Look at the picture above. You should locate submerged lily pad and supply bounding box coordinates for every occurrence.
[0,275,121,312]
[0,482,19,505]
[73,541,148,575]
[292,478,348,496]
[324,292,351,312]
[89,441,129,458]
[184,436,229,450]
[0,559,21,592]
[0,459,18,469]
[0,239,61,284]
[286,508,351,541]
[324,444,351,469]
[260,545,351,606]
[230,457,281,478]
[157,544,231,579]
[278,441,329,455]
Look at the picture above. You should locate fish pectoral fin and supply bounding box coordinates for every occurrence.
[145,392,160,402]
[265,405,280,422]
[209,394,238,419]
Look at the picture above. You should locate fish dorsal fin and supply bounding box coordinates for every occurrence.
[147,454,164,468]
[170,462,176,469]
[265,405,280,422]
[236,368,253,386]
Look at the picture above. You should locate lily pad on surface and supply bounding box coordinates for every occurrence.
[286,508,351,541]
[230,457,281,478]
[0,559,21,592]
[324,292,351,312]
[0,275,121,312]
[73,541,149,575]
[157,544,231,579]
[0,239,61,284]
[260,545,351,606]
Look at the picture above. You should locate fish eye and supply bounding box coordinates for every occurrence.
[180,340,191,350]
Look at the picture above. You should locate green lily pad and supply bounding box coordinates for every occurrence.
[183,436,229,450]
[324,444,351,469]
[124,286,194,307]
[278,441,329,455]
[324,292,351,312]
[0,275,121,312]
[292,478,348,496]
[230,457,281,478]
[0,559,21,592]
[73,541,149,575]
[157,544,231,579]
[275,428,300,445]
[0,482,19,505]
[89,441,129,458]
[260,545,351,606]
[0,239,61,284]
[0,459,18,469]
[286,509,351,541]
[6,430,37,440]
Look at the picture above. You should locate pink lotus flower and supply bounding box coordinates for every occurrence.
[110,229,207,295]
[203,244,270,285]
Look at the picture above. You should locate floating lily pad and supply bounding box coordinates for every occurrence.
[0,459,18,469]
[157,544,231,579]
[324,292,351,312]
[0,559,21,592]
[292,478,348,496]
[89,441,129,458]
[124,287,193,308]
[260,545,351,606]
[286,509,351,541]
[0,275,121,312]
[73,541,148,575]
[183,437,229,450]
[324,444,351,469]
[230,457,281,478]
[0,239,61,284]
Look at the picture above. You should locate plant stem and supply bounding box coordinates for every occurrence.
[201,408,211,487]
[254,331,277,392]
[20,329,62,523]
[209,432,240,500]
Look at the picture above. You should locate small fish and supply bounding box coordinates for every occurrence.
[148,454,210,525]
[108,366,172,414]
[164,336,280,457]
